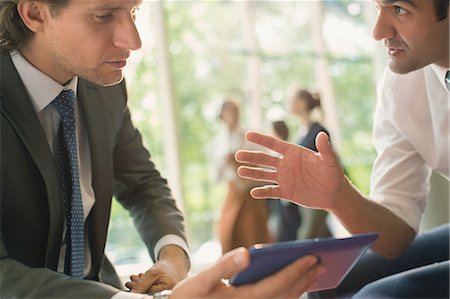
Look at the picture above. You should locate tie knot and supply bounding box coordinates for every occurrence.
[52,90,76,120]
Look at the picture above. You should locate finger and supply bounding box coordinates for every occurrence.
[130,273,160,293]
[129,274,140,282]
[238,166,277,183]
[235,150,280,168]
[245,131,291,154]
[195,247,250,291]
[138,273,144,278]
[315,132,335,162]
[125,281,137,290]
[250,186,282,199]
[289,264,326,297]
[148,276,177,292]
[126,281,151,294]
[246,255,320,298]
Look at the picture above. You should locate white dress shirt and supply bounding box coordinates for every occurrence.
[11,52,189,296]
[11,51,95,276]
[371,63,449,232]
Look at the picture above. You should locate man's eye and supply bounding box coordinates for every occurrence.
[394,6,407,15]
[95,14,113,21]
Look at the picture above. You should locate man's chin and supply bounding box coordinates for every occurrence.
[88,73,124,87]
[101,78,124,87]
[388,64,410,75]
[388,58,430,75]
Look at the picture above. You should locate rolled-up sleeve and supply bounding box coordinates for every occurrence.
[370,69,432,232]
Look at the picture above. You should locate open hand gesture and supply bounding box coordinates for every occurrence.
[235,131,344,210]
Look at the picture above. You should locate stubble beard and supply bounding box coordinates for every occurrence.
[49,38,123,87]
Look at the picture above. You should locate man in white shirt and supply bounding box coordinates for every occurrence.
[236,0,449,297]
[0,0,324,298]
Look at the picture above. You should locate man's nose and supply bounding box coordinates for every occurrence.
[113,16,142,51]
[372,11,396,41]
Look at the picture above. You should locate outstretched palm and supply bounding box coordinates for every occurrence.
[235,131,344,210]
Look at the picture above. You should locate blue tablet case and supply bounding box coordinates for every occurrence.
[230,232,378,292]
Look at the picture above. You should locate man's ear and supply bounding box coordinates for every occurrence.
[16,1,50,33]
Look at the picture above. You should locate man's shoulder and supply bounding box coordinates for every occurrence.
[0,49,9,59]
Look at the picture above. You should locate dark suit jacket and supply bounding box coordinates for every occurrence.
[0,50,186,298]
[299,122,329,152]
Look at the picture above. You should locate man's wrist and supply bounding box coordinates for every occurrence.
[327,175,352,214]
[159,245,190,277]
[153,235,190,264]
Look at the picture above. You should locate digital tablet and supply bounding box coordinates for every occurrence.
[230,232,378,292]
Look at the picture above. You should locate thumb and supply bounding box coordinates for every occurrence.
[197,247,250,290]
[315,132,335,161]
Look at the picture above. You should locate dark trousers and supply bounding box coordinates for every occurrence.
[277,201,301,241]
[309,224,449,299]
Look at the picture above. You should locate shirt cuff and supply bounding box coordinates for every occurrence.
[111,291,153,299]
[154,234,190,261]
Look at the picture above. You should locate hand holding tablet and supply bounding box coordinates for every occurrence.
[230,233,378,292]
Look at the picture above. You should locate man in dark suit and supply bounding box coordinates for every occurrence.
[0,0,191,297]
[0,0,324,298]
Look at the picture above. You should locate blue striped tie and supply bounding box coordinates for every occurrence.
[52,90,85,279]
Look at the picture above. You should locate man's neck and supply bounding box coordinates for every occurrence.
[21,42,73,85]
[437,61,449,69]
[432,59,449,69]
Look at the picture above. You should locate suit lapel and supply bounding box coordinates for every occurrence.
[77,80,113,272]
[0,51,63,269]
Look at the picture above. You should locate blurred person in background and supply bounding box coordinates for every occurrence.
[277,89,333,241]
[212,99,271,254]
[271,120,290,142]
[268,119,296,242]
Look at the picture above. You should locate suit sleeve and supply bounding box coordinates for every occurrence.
[111,82,187,262]
[0,231,119,299]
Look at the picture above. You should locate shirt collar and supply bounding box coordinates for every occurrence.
[10,50,78,113]
[430,63,449,92]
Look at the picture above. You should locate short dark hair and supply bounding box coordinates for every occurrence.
[434,0,448,21]
[0,0,69,51]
